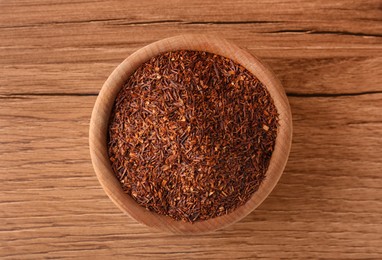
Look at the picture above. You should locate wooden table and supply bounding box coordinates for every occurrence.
[1,1,381,258]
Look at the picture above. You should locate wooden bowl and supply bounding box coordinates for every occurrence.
[89,34,292,234]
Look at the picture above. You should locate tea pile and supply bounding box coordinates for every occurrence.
[108,50,278,222]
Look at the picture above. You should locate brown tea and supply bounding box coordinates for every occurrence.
[108,50,278,222]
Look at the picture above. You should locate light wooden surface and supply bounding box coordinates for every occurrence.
[1,0,381,258]
[90,35,292,234]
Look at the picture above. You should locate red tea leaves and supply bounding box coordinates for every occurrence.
[108,51,278,222]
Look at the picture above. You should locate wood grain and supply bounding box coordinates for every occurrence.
[1,0,381,258]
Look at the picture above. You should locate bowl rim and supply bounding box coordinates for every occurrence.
[89,34,292,234]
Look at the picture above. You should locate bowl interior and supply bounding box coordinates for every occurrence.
[89,34,292,234]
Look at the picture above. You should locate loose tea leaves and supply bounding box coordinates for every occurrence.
[108,50,278,222]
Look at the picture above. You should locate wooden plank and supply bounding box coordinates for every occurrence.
[1,95,381,258]
[0,0,381,36]
[1,22,380,49]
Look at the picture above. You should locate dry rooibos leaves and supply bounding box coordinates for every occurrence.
[108,51,278,222]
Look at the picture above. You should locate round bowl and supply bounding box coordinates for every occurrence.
[89,34,292,234]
